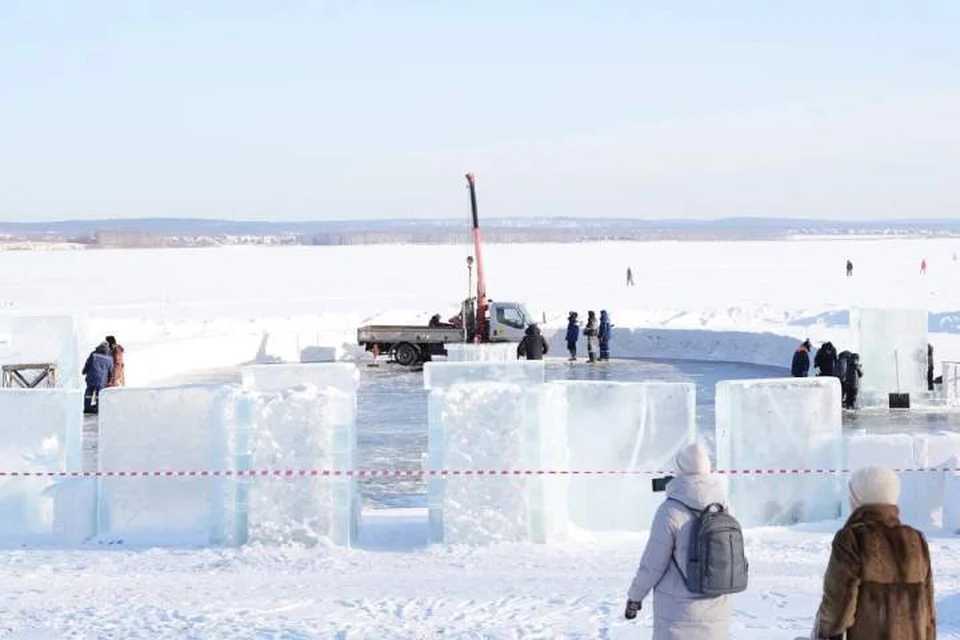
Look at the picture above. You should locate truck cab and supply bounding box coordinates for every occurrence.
[487,301,534,342]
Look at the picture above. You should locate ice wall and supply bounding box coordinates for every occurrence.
[0,389,92,545]
[850,308,928,403]
[444,343,517,362]
[96,385,236,546]
[0,315,89,390]
[241,363,359,394]
[550,381,696,532]
[233,365,359,547]
[716,377,843,527]
[425,361,558,544]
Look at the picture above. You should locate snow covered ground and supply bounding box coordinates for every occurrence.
[2,237,960,638]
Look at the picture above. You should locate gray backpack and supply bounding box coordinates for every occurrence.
[669,499,748,596]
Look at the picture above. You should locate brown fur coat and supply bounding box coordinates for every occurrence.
[814,504,936,639]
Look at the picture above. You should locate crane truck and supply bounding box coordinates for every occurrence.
[356,173,534,367]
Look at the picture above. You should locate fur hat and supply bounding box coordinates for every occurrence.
[848,466,901,509]
[675,441,711,475]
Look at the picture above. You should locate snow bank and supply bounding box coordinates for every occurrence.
[717,377,844,527]
[545,327,799,369]
[0,388,90,546]
[123,333,263,386]
[0,314,89,390]
[240,362,359,394]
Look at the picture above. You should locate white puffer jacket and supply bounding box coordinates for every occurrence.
[627,474,733,640]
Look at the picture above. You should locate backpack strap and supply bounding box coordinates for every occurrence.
[666,498,699,581]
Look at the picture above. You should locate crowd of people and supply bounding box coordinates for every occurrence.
[624,442,936,639]
[515,309,614,362]
[792,340,864,409]
[82,335,124,414]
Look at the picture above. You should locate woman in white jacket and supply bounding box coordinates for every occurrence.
[624,441,733,640]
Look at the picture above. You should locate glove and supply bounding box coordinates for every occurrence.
[624,600,641,620]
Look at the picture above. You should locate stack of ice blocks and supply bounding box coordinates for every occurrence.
[551,381,696,532]
[444,343,517,362]
[96,385,237,546]
[716,377,843,527]
[238,363,360,547]
[423,361,556,544]
[850,308,928,404]
[0,314,89,390]
[0,389,90,546]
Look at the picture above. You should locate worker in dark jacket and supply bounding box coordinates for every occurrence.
[814,342,838,377]
[82,342,115,414]
[565,312,580,362]
[843,353,863,409]
[598,310,613,361]
[517,324,549,361]
[792,339,812,377]
[585,311,600,363]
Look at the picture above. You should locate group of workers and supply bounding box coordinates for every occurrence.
[82,336,125,414]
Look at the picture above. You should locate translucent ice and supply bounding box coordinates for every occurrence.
[444,343,517,362]
[548,381,696,532]
[943,362,960,406]
[423,361,544,390]
[231,385,359,547]
[716,377,843,527]
[96,385,235,546]
[426,382,565,544]
[850,308,928,403]
[241,363,359,394]
[0,314,89,390]
[0,389,89,545]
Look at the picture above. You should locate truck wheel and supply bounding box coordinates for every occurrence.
[394,342,420,367]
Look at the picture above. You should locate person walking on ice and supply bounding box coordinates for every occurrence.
[626,267,635,287]
[921,258,928,275]
[846,260,853,277]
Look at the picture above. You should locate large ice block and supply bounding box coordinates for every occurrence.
[240,363,359,394]
[444,343,517,362]
[427,382,566,544]
[0,314,89,390]
[716,377,843,527]
[423,361,544,390]
[96,385,236,546]
[943,362,960,406]
[850,308,928,403]
[230,385,359,547]
[0,389,91,545]
[549,381,696,532]
[844,432,960,528]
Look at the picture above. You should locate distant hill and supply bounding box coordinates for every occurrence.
[0,217,958,248]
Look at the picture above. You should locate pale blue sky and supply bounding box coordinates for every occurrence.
[1,1,957,221]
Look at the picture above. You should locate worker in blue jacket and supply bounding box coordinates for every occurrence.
[791,339,812,377]
[565,311,580,362]
[82,342,114,414]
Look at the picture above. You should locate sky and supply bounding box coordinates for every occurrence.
[1,1,958,222]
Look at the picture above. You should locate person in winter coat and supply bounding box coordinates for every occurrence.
[598,310,612,361]
[846,260,853,277]
[565,312,580,362]
[814,342,838,377]
[811,466,935,640]
[928,343,935,392]
[843,353,863,409]
[82,342,115,414]
[584,311,600,363]
[792,339,812,377]
[105,335,125,387]
[625,441,733,640]
[516,324,549,361]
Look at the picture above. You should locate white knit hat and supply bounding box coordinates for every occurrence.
[848,466,901,509]
[675,441,711,475]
